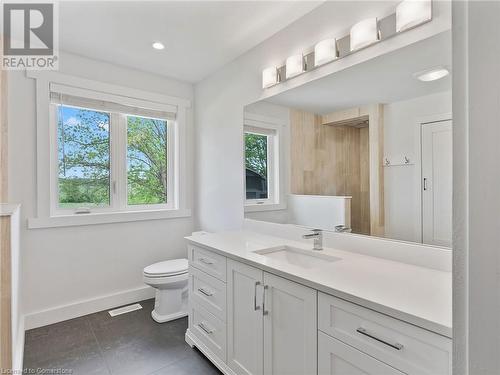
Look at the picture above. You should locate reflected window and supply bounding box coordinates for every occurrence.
[245,132,269,200]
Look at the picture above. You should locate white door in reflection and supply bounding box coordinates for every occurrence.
[421,120,453,247]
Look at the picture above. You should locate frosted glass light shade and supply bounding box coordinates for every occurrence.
[414,67,449,82]
[262,67,278,88]
[314,39,337,67]
[396,0,432,32]
[285,54,304,79]
[350,18,379,51]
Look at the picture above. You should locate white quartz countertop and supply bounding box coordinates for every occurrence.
[185,230,452,338]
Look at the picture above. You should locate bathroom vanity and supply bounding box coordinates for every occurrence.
[185,3,453,372]
[184,230,452,375]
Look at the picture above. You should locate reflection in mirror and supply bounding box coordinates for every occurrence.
[244,30,451,248]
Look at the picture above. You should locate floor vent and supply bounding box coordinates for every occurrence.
[108,303,143,317]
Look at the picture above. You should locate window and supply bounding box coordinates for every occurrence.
[58,106,111,208]
[127,115,169,205]
[244,125,278,205]
[51,88,177,216]
[27,71,191,228]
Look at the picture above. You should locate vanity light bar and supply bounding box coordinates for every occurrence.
[314,39,338,67]
[285,54,305,79]
[262,66,279,88]
[261,0,432,89]
[350,18,380,52]
[396,0,432,33]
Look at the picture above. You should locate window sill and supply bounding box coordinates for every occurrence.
[28,208,191,229]
[244,202,287,213]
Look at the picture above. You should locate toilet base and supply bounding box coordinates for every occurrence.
[151,309,187,323]
[150,285,188,323]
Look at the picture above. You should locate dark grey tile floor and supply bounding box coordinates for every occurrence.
[23,299,221,375]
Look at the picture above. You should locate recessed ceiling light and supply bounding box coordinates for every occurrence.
[414,67,449,82]
[152,42,165,50]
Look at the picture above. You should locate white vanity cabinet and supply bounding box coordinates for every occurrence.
[186,243,452,375]
[318,331,404,375]
[318,293,452,375]
[226,259,264,375]
[187,244,317,375]
[226,259,317,375]
[262,271,317,375]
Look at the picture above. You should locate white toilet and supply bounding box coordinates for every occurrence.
[143,258,189,323]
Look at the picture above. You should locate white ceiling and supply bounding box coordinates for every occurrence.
[264,31,451,114]
[59,1,322,83]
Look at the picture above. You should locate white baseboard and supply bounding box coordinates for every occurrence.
[24,286,155,330]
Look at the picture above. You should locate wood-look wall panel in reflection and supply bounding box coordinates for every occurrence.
[290,109,370,234]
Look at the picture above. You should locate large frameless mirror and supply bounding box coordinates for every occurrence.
[244,30,452,248]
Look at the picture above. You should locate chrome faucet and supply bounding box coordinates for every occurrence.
[302,229,323,250]
[334,225,352,233]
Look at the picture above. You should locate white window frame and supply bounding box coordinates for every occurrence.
[27,71,191,228]
[243,113,287,212]
[49,103,176,216]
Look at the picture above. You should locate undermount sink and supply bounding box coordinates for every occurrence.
[254,246,341,269]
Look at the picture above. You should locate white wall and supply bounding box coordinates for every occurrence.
[194,0,451,233]
[453,2,500,374]
[384,91,452,243]
[8,52,195,328]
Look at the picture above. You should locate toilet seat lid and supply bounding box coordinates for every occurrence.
[143,259,188,277]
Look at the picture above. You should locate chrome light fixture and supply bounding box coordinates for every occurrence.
[414,66,449,82]
[314,39,337,67]
[396,0,432,32]
[262,67,278,88]
[285,54,305,79]
[350,18,379,51]
[260,0,434,89]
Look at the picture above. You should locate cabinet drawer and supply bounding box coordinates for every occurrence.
[189,266,226,321]
[318,331,404,375]
[189,245,227,281]
[318,293,451,375]
[190,300,226,361]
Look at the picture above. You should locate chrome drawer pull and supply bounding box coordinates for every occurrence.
[254,281,261,311]
[198,287,213,297]
[356,328,404,351]
[198,322,214,334]
[262,285,269,316]
[198,257,214,265]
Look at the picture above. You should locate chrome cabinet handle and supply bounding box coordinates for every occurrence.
[423,178,428,191]
[254,281,261,311]
[198,322,214,335]
[199,257,214,265]
[356,328,404,351]
[198,287,213,297]
[262,285,269,316]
